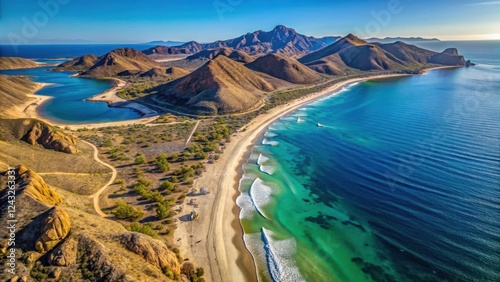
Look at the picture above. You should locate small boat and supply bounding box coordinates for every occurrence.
[297,117,303,123]
[317,123,324,127]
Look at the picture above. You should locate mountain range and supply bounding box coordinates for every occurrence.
[143,25,340,57]
[299,34,464,74]
[49,26,467,115]
[152,34,465,114]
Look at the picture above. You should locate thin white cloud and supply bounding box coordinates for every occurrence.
[464,1,500,6]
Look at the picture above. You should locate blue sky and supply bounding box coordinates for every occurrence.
[1,0,499,44]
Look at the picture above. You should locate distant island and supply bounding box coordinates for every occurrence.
[141,40,187,46]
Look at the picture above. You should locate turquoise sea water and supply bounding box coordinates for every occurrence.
[239,41,500,282]
[0,66,141,123]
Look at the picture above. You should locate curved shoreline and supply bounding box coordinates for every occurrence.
[205,74,409,282]
[21,76,159,130]
[218,66,461,281]
[85,77,159,117]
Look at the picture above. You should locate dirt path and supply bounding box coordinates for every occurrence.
[37,172,94,176]
[81,140,117,217]
[185,120,201,146]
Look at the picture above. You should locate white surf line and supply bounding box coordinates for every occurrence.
[82,140,117,218]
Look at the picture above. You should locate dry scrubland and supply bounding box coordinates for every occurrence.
[0,116,244,281]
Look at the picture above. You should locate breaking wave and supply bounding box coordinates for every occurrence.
[262,138,279,146]
[262,228,306,282]
[249,178,273,219]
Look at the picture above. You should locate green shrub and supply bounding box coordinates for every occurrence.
[156,203,171,219]
[135,154,146,165]
[160,180,176,192]
[112,201,144,221]
[127,223,158,238]
[154,154,170,172]
[178,193,187,202]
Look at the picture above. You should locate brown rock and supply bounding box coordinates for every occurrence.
[49,268,62,279]
[35,207,71,253]
[48,237,77,266]
[15,165,62,205]
[23,121,77,154]
[25,252,41,265]
[120,232,180,275]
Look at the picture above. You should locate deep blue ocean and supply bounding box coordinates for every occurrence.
[0,44,158,59]
[238,41,500,282]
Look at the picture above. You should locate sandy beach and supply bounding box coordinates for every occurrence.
[86,77,159,118]
[20,82,54,118]
[173,72,419,282]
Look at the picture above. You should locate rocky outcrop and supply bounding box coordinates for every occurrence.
[120,232,181,275]
[35,206,71,253]
[442,48,459,55]
[428,49,465,66]
[22,120,78,154]
[76,235,133,281]
[15,165,62,205]
[48,237,77,266]
[465,60,476,67]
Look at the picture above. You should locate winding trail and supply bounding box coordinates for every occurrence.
[81,140,117,217]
